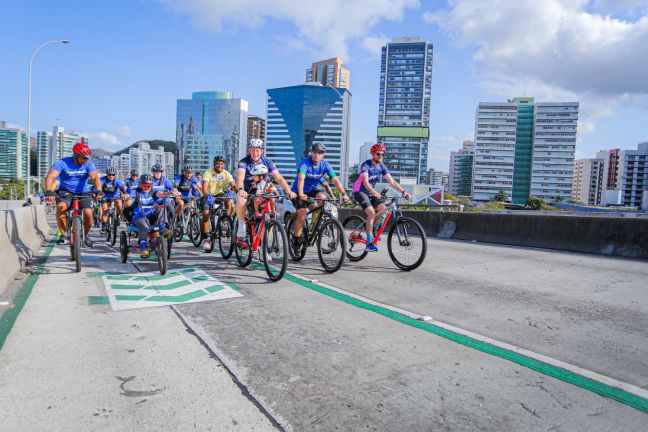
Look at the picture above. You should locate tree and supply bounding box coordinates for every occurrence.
[527,195,547,210]
[492,190,508,202]
[554,195,564,203]
[444,192,458,203]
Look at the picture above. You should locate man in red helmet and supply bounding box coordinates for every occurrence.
[45,141,102,247]
[352,143,412,252]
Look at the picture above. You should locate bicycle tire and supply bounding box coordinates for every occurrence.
[286,216,307,261]
[73,217,82,272]
[217,215,234,259]
[204,215,217,253]
[189,211,202,247]
[317,218,346,273]
[234,219,253,267]
[263,219,288,281]
[105,211,113,242]
[342,215,368,262]
[119,230,128,263]
[156,237,168,275]
[387,217,427,271]
[110,212,118,246]
[173,216,184,242]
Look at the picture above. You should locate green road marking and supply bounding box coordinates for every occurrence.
[87,296,110,305]
[205,285,226,293]
[281,272,648,413]
[114,295,147,301]
[0,239,56,351]
[88,271,125,277]
[108,280,192,291]
[191,275,210,283]
[111,284,146,290]
[146,290,207,302]
[106,267,196,281]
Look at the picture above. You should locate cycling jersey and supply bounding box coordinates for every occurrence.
[290,157,336,194]
[174,175,201,198]
[237,155,277,189]
[152,176,173,203]
[132,190,160,219]
[51,157,97,194]
[100,176,126,198]
[203,168,234,195]
[125,179,139,197]
[353,160,390,194]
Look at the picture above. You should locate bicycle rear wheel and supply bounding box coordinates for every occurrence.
[110,211,118,246]
[286,216,307,261]
[342,215,368,262]
[217,215,234,259]
[72,217,82,272]
[156,237,168,275]
[262,219,288,281]
[189,211,202,247]
[105,211,113,242]
[119,230,128,263]
[234,220,253,267]
[317,219,345,273]
[173,215,184,242]
[387,217,427,271]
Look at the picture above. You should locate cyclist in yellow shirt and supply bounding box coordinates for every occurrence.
[201,155,237,243]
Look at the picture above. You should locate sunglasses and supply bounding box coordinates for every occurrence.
[107,174,115,176]
[374,152,385,157]
[312,150,325,155]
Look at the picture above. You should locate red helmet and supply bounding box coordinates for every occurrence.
[72,142,92,158]
[370,143,386,154]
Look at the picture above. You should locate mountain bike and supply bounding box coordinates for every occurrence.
[119,204,172,275]
[343,191,427,271]
[234,192,288,282]
[58,191,93,273]
[173,196,202,247]
[286,197,346,273]
[104,198,121,246]
[203,196,234,259]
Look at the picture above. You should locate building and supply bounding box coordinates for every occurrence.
[616,143,648,207]
[0,121,28,180]
[113,141,175,179]
[110,153,131,180]
[425,168,448,187]
[247,115,266,143]
[36,131,52,180]
[265,83,351,186]
[377,37,433,183]
[305,57,350,90]
[572,158,604,205]
[448,140,474,196]
[358,142,373,164]
[37,126,89,179]
[176,91,248,174]
[472,97,578,204]
[93,155,112,174]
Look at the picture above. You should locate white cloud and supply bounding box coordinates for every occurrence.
[361,34,390,55]
[427,134,473,171]
[117,125,132,137]
[160,0,419,58]
[424,0,648,137]
[86,131,122,149]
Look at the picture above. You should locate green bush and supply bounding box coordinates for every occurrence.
[527,195,547,210]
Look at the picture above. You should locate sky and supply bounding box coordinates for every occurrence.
[1,0,647,171]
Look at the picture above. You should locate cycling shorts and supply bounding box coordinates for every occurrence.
[353,191,384,210]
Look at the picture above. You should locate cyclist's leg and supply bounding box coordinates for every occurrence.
[133,215,149,245]
[174,196,183,217]
[201,195,213,235]
[115,199,123,218]
[235,194,248,237]
[100,200,110,224]
[225,197,234,216]
[353,192,375,234]
[291,195,309,237]
[55,201,69,235]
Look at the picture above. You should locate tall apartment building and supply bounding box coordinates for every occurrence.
[572,158,604,205]
[448,140,474,196]
[265,83,351,186]
[377,37,433,183]
[93,156,112,173]
[358,142,373,164]
[37,126,89,179]
[472,97,578,204]
[111,141,175,179]
[110,153,131,180]
[425,168,448,187]
[306,58,350,90]
[0,121,28,180]
[618,143,648,207]
[247,115,266,142]
[176,91,248,174]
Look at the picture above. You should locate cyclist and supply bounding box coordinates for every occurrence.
[174,164,202,218]
[122,169,139,224]
[290,142,349,251]
[235,138,296,247]
[44,141,102,247]
[195,172,204,188]
[150,163,177,237]
[201,155,237,251]
[99,167,128,232]
[131,173,167,258]
[353,143,412,252]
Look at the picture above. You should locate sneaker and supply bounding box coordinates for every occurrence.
[100,223,107,233]
[203,239,212,252]
[83,236,94,248]
[365,243,378,252]
[140,249,150,259]
[236,236,249,249]
[57,236,67,245]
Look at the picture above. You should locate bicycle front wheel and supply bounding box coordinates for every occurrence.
[234,219,253,267]
[189,212,202,247]
[286,216,307,261]
[156,237,168,275]
[387,217,427,271]
[72,217,82,272]
[342,215,368,262]
[317,219,345,273]
[262,219,288,282]
[110,212,118,246]
[217,215,234,259]
[105,211,113,242]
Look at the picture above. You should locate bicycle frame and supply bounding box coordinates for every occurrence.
[350,197,401,245]
[302,198,339,246]
[246,193,276,252]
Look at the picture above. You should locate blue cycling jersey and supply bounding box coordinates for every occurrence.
[237,155,277,189]
[51,157,97,194]
[125,179,139,197]
[100,176,125,198]
[174,175,201,198]
[290,157,336,193]
[152,176,173,203]
[132,190,159,218]
[353,160,390,194]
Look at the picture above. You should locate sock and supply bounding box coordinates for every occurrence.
[237,220,246,237]
[57,229,63,237]
[139,240,147,249]
[367,234,373,245]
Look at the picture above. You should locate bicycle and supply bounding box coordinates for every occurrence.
[203,196,234,259]
[342,191,427,271]
[286,196,346,273]
[103,197,122,246]
[92,200,101,228]
[119,204,172,275]
[58,191,94,273]
[172,196,202,247]
[234,192,288,282]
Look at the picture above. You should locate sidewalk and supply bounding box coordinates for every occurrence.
[0,233,277,432]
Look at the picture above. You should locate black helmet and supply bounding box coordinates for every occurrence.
[139,174,153,185]
[151,163,163,172]
[130,169,139,176]
[106,166,117,175]
[183,164,193,173]
[311,142,326,152]
[213,155,225,163]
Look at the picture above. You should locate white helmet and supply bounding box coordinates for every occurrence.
[248,138,264,149]
[249,163,268,176]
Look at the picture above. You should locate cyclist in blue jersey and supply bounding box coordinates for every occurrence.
[131,174,166,258]
[290,143,349,250]
[352,143,412,252]
[150,163,178,237]
[44,142,103,246]
[121,169,139,224]
[99,167,128,232]
[174,164,202,218]
[235,138,296,247]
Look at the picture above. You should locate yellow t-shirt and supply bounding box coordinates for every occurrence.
[203,168,234,195]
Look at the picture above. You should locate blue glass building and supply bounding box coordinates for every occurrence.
[377,37,433,183]
[266,83,351,186]
[176,91,248,174]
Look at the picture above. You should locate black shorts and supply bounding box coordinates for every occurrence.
[353,191,384,210]
[56,190,94,210]
[292,188,325,210]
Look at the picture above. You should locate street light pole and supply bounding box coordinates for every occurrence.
[26,39,70,199]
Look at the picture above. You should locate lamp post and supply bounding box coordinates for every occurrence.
[26,39,70,199]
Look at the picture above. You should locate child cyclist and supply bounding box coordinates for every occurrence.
[248,164,278,216]
[131,173,169,258]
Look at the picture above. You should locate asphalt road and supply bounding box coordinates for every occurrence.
[1,224,647,431]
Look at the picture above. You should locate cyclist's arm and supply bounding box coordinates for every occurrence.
[330,176,347,196]
[45,169,60,193]
[297,173,306,197]
[89,170,102,194]
[236,168,245,190]
[384,174,406,195]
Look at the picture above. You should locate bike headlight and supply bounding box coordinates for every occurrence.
[325,202,338,219]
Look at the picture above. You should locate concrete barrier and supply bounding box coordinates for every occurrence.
[0,205,51,294]
[338,209,648,259]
